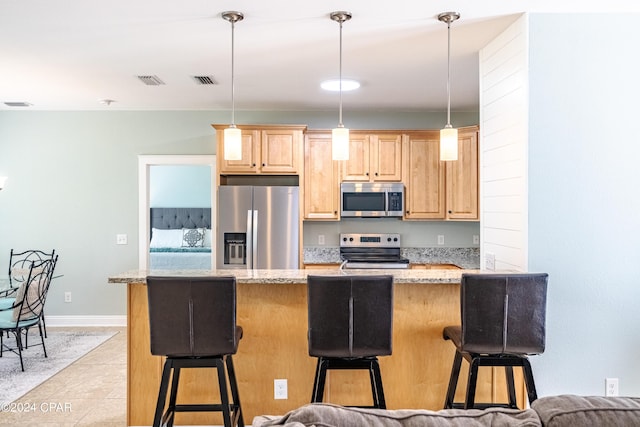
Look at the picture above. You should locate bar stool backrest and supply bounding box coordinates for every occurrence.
[146,276,238,357]
[307,275,393,358]
[460,273,548,355]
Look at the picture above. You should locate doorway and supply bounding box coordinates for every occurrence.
[138,155,216,269]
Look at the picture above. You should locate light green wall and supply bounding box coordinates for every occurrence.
[528,14,640,396]
[0,109,477,316]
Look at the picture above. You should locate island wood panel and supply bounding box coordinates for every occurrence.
[127,281,525,425]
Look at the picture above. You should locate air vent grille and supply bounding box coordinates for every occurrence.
[193,75,217,85]
[4,102,32,107]
[137,75,165,86]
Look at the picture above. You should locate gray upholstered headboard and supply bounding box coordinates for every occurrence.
[150,208,211,231]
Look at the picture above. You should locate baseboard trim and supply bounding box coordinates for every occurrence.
[46,315,127,327]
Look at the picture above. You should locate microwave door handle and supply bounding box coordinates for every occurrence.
[246,210,253,270]
[252,210,258,269]
[384,190,389,217]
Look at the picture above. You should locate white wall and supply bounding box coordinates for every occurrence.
[479,14,529,272]
[527,14,640,397]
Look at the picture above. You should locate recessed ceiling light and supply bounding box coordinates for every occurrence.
[321,79,360,92]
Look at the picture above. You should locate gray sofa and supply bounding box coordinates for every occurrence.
[253,395,640,427]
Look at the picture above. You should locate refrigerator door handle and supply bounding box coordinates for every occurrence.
[246,209,253,270]
[252,210,258,268]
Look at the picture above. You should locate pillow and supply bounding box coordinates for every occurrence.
[12,278,46,322]
[181,228,205,248]
[150,228,183,248]
[203,228,212,248]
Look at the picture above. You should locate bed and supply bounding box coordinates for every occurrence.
[149,207,213,270]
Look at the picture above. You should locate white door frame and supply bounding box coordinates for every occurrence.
[138,155,217,269]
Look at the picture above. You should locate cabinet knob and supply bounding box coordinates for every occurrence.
[406,210,410,214]
[375,172,379,176]
[448,210,452,214]
[252,163,256,167]
[262,163,266,167]
[366,172,369,176]
[334,211,338,214]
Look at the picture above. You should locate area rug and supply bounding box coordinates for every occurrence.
[0,330,117,405]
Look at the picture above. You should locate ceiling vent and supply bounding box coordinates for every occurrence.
[4,102,32,107]
[192,75,217,85]
[137,75,165,86]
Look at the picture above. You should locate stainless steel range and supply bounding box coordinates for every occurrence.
[340,233,410,269]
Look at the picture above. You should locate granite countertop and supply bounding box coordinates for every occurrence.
[108,268,481,285]
[303,247,480,269]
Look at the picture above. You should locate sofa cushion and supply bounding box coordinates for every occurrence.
[253,403,542,427]
[531,395,640,426]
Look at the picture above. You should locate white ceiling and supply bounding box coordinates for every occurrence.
[1,1,637,112]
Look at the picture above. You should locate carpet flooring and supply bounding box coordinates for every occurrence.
[0,329,117,406]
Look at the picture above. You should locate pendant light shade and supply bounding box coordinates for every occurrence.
[330,11,352,161]
[222,11,244,161]
[438,11,460,162]
[0,176,7,190]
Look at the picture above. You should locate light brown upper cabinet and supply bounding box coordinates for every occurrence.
[403,131,445,219]
[341,132,402,182]
[213,124,306,175]
[403,126,479,220]
[446,127,478,220]
[303,131,340,220]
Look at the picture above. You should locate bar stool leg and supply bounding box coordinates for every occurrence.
[154,359,173,427]
[505,366,517,408]
[444,351,463,409]
[369,358,386,409]
[226,355,244,427]
[465,358,480,409]
[166,366,181,427]
[311,358,329,403]
[216,357,233,427]
[522,357,538,404]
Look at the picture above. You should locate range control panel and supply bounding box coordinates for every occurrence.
[340,233,401,248]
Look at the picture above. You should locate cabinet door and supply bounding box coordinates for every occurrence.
[341,133,370,181]
[220,130,260,174]
[404,132,445,219]
[446,129,478,219]
[371,134,402,181]
[260,129,301,174]
[304,133,340,220]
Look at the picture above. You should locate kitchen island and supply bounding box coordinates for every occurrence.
[109,268,525,425]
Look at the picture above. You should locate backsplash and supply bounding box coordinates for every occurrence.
[303,247,480,269]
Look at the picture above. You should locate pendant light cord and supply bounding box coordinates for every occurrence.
[230,18,236,127]
[446,20,451,128]
[338,18,344,128]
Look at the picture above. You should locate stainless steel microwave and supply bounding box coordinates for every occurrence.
[340,182,404,218]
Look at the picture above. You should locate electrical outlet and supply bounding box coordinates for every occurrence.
[274,379,288,399]
[64,292,72,303]
[473,235,479,245]
[485,253,495,271]
[318,234,325,245]
[437,235,445,245]
[605,378,619,396]
[116,234,128,245]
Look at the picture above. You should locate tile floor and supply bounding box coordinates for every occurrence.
[0,327,127,426]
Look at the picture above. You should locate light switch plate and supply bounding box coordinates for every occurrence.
[116,234,128,245]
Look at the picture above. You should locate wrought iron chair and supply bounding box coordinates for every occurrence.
[307,274,394,409]
[0,256,58,371]
[6,249,56,339]
[147,275,244,427]
[442,273,549,409]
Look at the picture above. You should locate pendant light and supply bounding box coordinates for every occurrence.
[438,11,460,161]
[222,11,244,161]
[330,11,352,161]
[0,176,6,190]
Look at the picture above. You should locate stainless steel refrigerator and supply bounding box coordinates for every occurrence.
[217,185,299,269]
